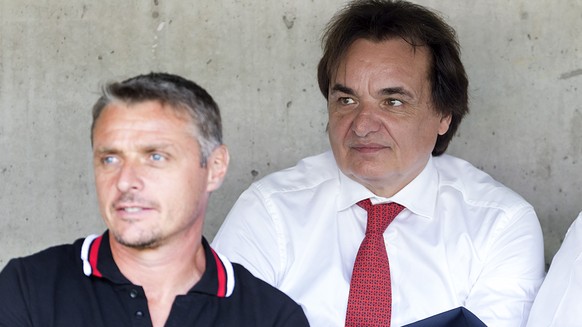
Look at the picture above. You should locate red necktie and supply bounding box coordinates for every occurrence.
[345,199,405,327]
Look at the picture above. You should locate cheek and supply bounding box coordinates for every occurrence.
[328,115,352,138]
[179,168,209,194]
[94,173,116,193]
[94,174,108,194]
[407,124,441,154]
[327,125,345,152]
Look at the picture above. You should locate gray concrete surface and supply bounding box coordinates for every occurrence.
[1,0,580,269]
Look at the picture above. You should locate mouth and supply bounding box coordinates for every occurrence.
[351,143,389,153]
[120,207,145,213]
[112,206,155,222]
[113,203,155,216]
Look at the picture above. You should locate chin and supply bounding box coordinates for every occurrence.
[112,230,161,249]
[351,165,391,179]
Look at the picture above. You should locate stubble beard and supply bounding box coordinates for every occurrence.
[109,193,162,250]
[112,229,161,250]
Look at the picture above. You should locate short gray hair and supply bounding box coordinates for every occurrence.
[91,72,222,166]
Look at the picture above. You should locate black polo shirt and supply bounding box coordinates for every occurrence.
[0,232,309,326]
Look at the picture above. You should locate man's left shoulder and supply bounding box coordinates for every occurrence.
[433,154,532,211]
[230,262,299,304]
[229,262,309,325]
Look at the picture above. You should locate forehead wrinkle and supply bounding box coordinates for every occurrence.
[94,121,185,153]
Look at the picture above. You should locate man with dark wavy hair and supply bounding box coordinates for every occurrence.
[214,1,544,326]
[0,73,309,327]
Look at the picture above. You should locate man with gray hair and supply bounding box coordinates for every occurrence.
[0,72,309,327]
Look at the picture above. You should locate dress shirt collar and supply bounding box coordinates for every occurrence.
[336,155,438,220]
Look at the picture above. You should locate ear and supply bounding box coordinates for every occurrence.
[438,114,452,136]
[206,144,230,192]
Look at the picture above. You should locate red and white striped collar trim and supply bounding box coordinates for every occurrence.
[210,248,236,298]
[80,234,235,298]
[81,234,103,278]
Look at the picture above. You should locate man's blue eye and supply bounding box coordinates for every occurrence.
[103,156,117,164]
[151,153,164,161]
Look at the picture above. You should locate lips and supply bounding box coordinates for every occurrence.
[113,199,156,216]
[350,143,389,153]
[112,204,155,222]
[115,204,152,212]
[121,207,144,213]
[113,192,156,212]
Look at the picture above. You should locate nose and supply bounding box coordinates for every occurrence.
[351,103,381,137]
[116,161,144,193]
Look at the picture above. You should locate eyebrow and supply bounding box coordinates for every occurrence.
[94,147,119,156]
[94,143,174,156]
[379,87,414,99]
[330,83,414,99]
[330,83,356,95]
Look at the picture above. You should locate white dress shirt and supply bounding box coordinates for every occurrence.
[527,211,582,327]
[213,151,545,327]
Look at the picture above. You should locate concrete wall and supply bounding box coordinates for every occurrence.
[1,0,580,269]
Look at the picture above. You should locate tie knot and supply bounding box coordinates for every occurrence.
[357,199,405,235]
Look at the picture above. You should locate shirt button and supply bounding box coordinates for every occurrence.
[129,289,138,298]
[135,310,144,319]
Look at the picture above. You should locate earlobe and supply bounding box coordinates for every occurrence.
[438,114,452,136]
[206,145,229,192]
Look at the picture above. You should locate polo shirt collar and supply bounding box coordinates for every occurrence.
[189,238,235,298]
[80,232,235,298]
[337,155,438,220]
[80,231,130,284]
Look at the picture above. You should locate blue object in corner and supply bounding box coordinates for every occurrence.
[403,307,487,327]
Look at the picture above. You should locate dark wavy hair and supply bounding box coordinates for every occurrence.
[317,0,469,155]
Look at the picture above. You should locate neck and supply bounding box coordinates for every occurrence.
[111,228,206,287]
[109,228,206,327]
